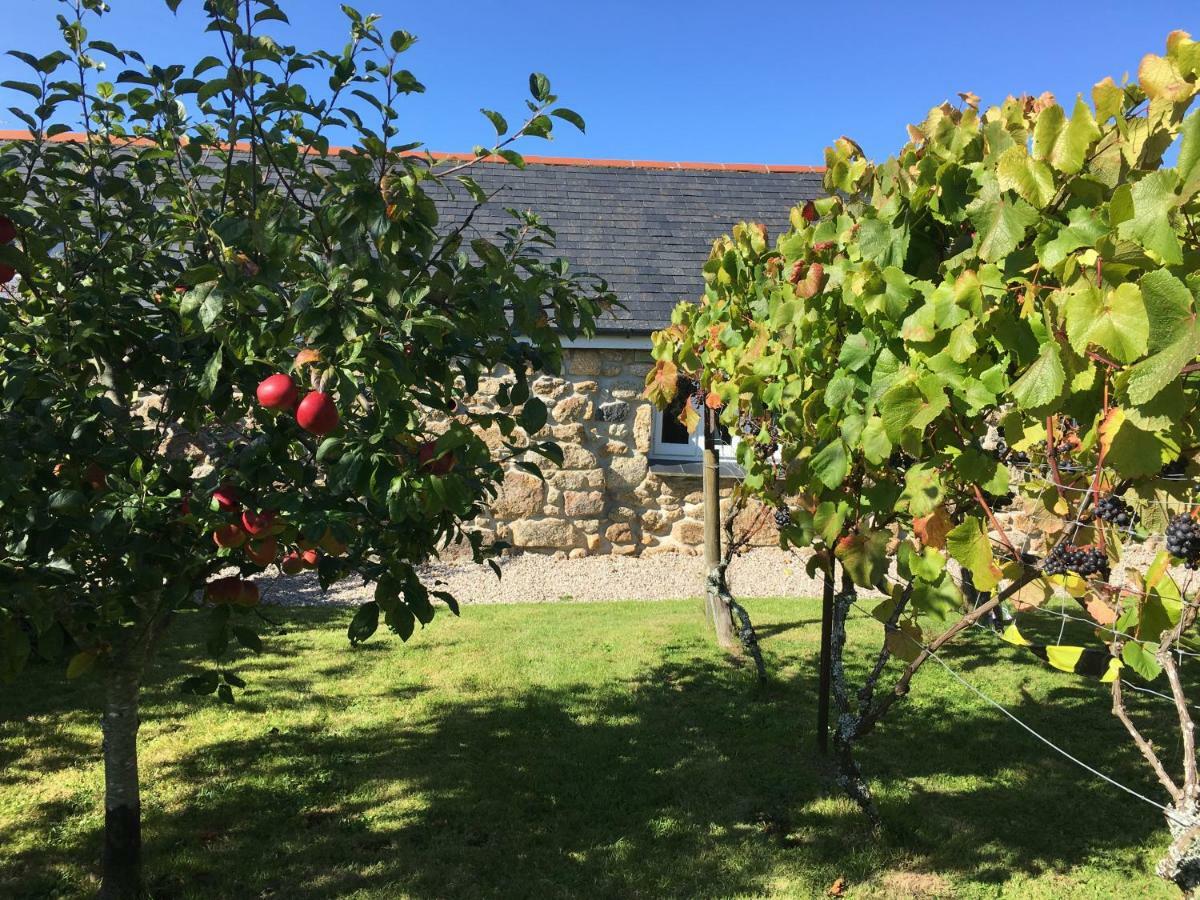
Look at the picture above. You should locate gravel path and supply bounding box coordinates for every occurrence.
[261,548,831,606]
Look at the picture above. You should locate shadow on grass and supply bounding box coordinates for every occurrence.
[0,608,1178,899]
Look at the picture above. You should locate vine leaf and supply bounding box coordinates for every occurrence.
[1099,407,1181,477]
[1125,321,1200,405]
[966,176,1039,262]
[997,146,1055,207]
[1038,206,1107,270]
[946,518,1002,592]
[1063,281,1148,364]
[1010,341,1064,410]
[835,530,890,589]
[1117,170,1183,264]
[642,359,678,407]
[1138,269,1194,352]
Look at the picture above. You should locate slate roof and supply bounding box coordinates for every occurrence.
[427,158,826,334]
[0,131,825,334]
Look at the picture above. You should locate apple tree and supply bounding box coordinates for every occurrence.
[650,32,1200,893]
[0,0,612,895]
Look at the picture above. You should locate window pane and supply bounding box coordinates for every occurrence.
[660,396,691,444]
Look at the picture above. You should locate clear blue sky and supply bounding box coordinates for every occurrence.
[2,0,1197,165]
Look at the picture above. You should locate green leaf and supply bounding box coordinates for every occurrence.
[834,530,890,589]
[232,625,262,654]
[900,465,942,518]
[200,347,223,398]
[810,440,849,489]
[1122,641,1162,681]
[1126,322,1200,405]
[49,489,87,515]
[65,649,96,679]
[348,600,379,645]
[550,108,586,132]
[859,416,891,465]
[1063,281,1148,364]
[1039,206,1107,270]
[879,379,948,442]
[946,518,1001,591]
[1050,97,1102,174]
[519,397,548,433]
[966,176,1039,262]
[910,571,964,623]
[837,332,873,371]
[996,146,1055,208]
[857,217,910,268]
[1138,269,1195,352]
[528,72,551,102]
[480,108,507,136]
[1011,341,1065,410]
[1117,170,1182,264]
[1100,407,1181,478]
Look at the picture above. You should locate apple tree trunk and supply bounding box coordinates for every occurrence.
[99,661,144,899]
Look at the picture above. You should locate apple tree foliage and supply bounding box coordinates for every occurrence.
[650,31,1200,889]
[0,0,611,894]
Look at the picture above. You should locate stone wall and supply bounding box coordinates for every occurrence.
[471,347,779,558]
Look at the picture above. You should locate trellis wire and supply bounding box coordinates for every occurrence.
[845,595,1187,824]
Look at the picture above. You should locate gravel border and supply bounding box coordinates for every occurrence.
[259,548,831,607]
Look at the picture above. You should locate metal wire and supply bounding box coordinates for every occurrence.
[846,596,1187,824]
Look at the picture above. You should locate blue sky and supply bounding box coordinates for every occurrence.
[2,0,1197,165]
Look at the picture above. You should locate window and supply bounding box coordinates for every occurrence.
[650,394,734,462]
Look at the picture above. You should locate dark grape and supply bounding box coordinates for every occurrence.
[1009,450,1030,466]
[1041,543,1110,580]
[774,506,791,529]
[888,450,915,473]
[1094,494,1137,529]
[991,437,1009,461]
[1166,514,1200,569]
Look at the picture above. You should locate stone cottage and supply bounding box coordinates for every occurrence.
[433,154,825,556]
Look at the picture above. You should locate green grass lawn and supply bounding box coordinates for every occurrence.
[0,597,1183,899]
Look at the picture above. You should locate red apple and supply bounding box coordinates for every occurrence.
[418,441,455,475]
[83,462,106,491]
[213,523,248,549]
[234,580,261,607]
[295,391,339,435]
[300,548,319,569]
[241,509,279,537]
[245,537,278,567]
[0,216,15,244]
[280,551,305,575]
[204,576,241,604]
[212,483,241,513]
[256,373,298,410]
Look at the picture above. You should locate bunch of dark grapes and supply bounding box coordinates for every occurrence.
[1053,416,1079,457]
[1094,494,1137,529]
[1166,514,1200,569]
[1161,457,1189,479]
[990,437,1009,461]
[1042,543,1109,579]
[755,417,780,460]
[1009,450,1030,466]
[888,450,915,473]
[774,506,792,529]
[737,413,759,436]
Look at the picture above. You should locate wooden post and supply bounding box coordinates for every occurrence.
[703,405,737,648]
[817,557,834,754]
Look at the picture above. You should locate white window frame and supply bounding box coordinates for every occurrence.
[650,405,738,462]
